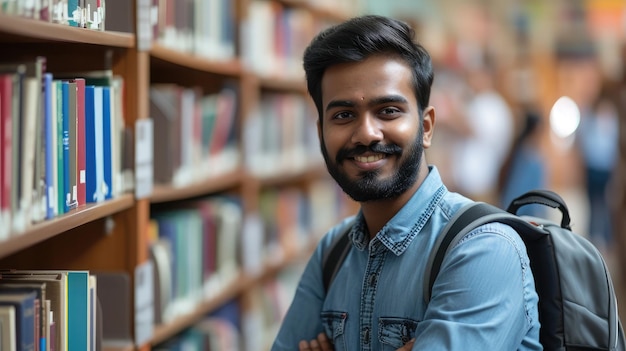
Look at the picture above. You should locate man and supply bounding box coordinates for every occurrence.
[271,15,541,351]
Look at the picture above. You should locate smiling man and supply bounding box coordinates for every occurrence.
[271,15,542,351]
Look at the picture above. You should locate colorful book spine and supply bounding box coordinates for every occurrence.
[0,74,12,237]
[74,78,86,207]
[55,80,65,215]
[43,73,54,220]
[67,271,89,351]
[102,86,112,200]
[61,81,70,213]
[93,86,104,203]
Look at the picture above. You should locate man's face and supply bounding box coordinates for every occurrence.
[319,55,426,202]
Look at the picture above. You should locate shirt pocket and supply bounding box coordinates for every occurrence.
[321,311,348,350]
[378,317,418,350]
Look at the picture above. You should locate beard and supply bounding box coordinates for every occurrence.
[320,128,424,202]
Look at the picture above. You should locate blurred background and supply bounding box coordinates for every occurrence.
[367,0,626,314]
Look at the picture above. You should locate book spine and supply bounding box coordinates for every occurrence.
[43,73,54,220]
[0,74,12,238]
[75,79,86,206]
[55,80,65,215]
[101,86,112,200]
[61,81,70,213]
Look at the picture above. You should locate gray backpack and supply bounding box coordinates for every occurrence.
[323,190,626,350]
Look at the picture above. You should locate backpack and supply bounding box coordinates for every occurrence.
[322,189,626,350]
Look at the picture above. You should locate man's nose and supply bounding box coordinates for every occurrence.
[351,114,383,146]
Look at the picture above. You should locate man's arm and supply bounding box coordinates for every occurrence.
[414,223,539,350]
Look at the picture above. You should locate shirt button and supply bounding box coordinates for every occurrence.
[364,327,370,344]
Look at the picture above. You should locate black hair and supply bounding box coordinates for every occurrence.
[303,15,434,120]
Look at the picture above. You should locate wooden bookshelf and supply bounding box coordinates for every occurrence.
[0,0,359,349]
[0,194,134,259]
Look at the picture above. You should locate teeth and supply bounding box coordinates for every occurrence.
[355,154,384,163]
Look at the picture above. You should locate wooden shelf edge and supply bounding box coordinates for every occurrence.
[0,194,135,259]
[258,75,307,93]
[150,43,243,77]
[149,242,318,346]
[276,0,352,22]
[253,164,328,187]
[0,14,135,47]
[150,168,245,204]
[150,273,254,345]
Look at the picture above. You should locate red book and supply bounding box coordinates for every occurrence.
[0,74,12,233]
[73,78,86,206]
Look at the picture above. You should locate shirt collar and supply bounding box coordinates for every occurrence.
[351,165,446,255]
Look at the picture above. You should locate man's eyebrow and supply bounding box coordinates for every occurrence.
[325,100,355,112]
[369,95,408,106]
[324,95,409,113]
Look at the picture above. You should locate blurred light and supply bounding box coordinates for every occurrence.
[549,96,580,139]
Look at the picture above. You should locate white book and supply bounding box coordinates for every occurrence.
[0,305,16,351]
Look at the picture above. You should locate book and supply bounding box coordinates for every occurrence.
[0,64,25,233]
[55,80,65,215]
[101,86,112,200]
[43,72,55,220]
[103,0,133,33]
[150,84,181,184]
[73,78,86,207]
[66,271,90,351]
[0,291,37,351]
[32,57,48,225]
[93,272,132,347]
[67,79,78,211]
[94,86,105,203]
[0,281,49,351]
[109,76,124,197]
[0,271,68,351]
[84,85,105,203]
[0,305,17,351]
[0,73,13,239]
[149,239,173,325]
[61,81,72,212]
[19,76,40,230]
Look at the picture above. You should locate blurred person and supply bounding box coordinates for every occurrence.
[498,108,547,217]
[577,87,619,251]
[449,61,515,205]
[271,15,541,351]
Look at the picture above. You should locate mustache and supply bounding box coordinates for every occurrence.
[337,143,402,161]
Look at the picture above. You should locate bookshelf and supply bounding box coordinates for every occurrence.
[0,0,360,350]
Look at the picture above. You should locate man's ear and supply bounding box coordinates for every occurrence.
[422,106,435,148]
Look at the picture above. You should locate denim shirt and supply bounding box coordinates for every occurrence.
[272,166,542,351]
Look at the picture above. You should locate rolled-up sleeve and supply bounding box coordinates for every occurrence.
[413,223,541,350]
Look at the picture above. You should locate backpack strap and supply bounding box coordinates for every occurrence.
[322,221,354,292]
[423,202,536,303]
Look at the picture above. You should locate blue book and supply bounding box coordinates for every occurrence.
[102,86,112,200]
[61,81,71,213]
[84,85,106,203]
[84,85,96,203]
[94,86,105,203]
[43,73,54,220]
[67,0,81,27]
[154,215,178,301]
[66,271,89,351]
[55,80,65,215]
[0,291,37,351]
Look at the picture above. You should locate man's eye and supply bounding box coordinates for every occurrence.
[380,107,400,115]
[333,111,354,120]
